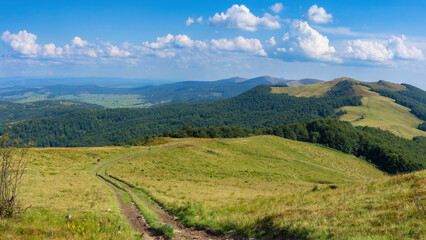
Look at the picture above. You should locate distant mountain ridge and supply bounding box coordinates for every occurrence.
[0,76,322,108]
[0,83,362,147]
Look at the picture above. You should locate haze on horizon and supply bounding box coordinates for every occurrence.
[0,0,425,88]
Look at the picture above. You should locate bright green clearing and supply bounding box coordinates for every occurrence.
[107,136,425,239]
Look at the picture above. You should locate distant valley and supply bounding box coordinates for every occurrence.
[0,76,322,109]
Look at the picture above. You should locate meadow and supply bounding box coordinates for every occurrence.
[339,85,425,139]
[0,136,424,239]
[271,80,425,139]
[13,93,156,108]
[0,146,146,239]
[55,94,155,108]
[107,136,425,239]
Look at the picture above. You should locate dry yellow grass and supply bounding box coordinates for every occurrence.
[270,77,360,97]
[271,78,424,139]
[339,85,425,139]
[0,137,423,239]
[0,146,146,240]
[107,136,418,239]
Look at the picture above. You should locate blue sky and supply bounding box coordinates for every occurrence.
[1,0,425,88]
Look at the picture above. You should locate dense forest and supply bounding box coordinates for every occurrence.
[0,100,103,124]
[0,85,361,147]
[418,122,426,131]
[132,119,425,174]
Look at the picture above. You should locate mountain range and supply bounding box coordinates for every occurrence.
[0,76,322,108]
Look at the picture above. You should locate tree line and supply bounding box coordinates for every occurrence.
[127,119,425,174]
[0,85,362,147]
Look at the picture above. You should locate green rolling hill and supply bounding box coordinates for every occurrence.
[271,77,426,139]
[108,136,424,239]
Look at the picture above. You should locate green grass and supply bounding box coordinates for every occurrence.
[1,136,424,239]
[0,146,146,239]
[106,136,423,239]
[271,78,424,139]
[270,77,361,97]
[97,155,175,238]
[56,94,153,108]
[339,85,425,139]
[12,93,156,108]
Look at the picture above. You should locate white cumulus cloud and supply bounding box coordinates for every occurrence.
[107,44,131,57]
[387,35,423,60]
[143,34,195,49]
[270,3,284,13]
[210,36,267,56]
[208,4,281,31]
[346,35,423,62]
[306,5,332,24]
[1,30,41,56]
[289,20,337,61]
[72,36,88,47]
[267,37,277,46]
[43,43,63,57]
[346,40,393,61]
[185,17,194,26]
[197,16,203,23]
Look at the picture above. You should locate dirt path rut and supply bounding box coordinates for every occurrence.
[95,151,234,240]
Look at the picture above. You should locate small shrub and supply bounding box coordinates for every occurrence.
[0,134,32,218]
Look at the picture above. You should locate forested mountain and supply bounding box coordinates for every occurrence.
[0,84,360,147]
[0,76,321,108]
[0,77,163,88]
[0,100,103,124]
[271,78,426,138]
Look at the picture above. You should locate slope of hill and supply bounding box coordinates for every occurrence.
[0,85,362,147]
[107,136,424,239]
[285,78,323,87]
[0,100,103,124]
[0,76,321,108]
[339,85,424,138]
[5,137,422,239]
[271,78,426,139]
[157,119,426,173]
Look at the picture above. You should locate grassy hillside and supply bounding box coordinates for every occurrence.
[339,85,425,138]
[105,136,425,239]
[271,78,426,139]
[270,77,360,97]
[1,137,423,239]
[0,146,145,239]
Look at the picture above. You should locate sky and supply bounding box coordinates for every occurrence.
[0,0,426,88]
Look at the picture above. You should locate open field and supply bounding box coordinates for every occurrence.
[339,85,425,139]
[13,94,156,108]
[1,136,424,239]
[56,94,155,108]
[0,146,146,239]
[107,136,425,239]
